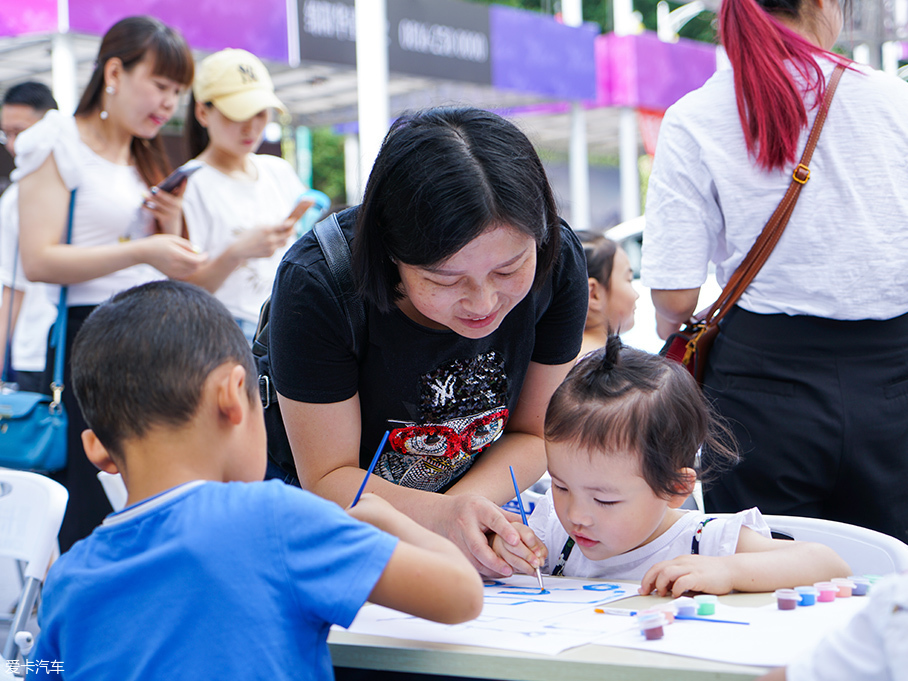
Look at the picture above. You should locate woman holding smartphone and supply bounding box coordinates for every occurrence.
[181,49,308,343]
[17,16,203,550]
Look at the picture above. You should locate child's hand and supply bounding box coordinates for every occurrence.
[489,522,547,577]
[639,555,735,597]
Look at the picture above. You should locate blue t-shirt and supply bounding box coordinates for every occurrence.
[28,480,397,680]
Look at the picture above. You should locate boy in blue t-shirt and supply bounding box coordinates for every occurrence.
[27,280,483,680]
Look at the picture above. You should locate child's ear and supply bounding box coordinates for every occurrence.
[588,277,605,312]
[194,99,210,128]
[216,363,249,426]
[667,467,698,509]
[82,429,120,475]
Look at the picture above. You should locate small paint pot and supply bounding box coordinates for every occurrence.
[848,576,871,596]
[795,585,818,606]
[865,574,882,585]
[674,597,697,618]
[637,611,667,641]
[831,578,856,598]
[814,582,838,602]
[774,589,799,610]
[694,594,718,616]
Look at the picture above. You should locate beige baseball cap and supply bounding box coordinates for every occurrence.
[193,49,288,122]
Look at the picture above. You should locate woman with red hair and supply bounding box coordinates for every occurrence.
[642,0,908,543]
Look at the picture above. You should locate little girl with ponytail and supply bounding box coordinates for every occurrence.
[492,337,849,596]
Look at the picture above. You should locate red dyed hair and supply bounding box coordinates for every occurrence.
[719,0,846,171]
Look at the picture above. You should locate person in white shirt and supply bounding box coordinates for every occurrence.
[16,17,205,551]
[642,0,908,543]
[181,49,306,343]
[0,82,57,393]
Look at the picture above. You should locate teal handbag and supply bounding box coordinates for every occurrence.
[0,190,73,472]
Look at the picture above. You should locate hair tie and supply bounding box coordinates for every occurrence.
[601,334,622,372]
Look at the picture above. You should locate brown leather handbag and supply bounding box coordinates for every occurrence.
[661,64,846,384]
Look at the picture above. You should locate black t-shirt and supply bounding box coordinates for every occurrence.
[269,207,587,492]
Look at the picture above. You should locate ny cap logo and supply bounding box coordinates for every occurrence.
[238,64,259,84]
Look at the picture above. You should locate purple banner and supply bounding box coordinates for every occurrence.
[596,31,716,111]
[69,0,289,62]
[0,0,56,37]
[490,5,597,101]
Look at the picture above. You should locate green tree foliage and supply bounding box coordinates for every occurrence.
[464,0,716,43]
[311,127,347,205]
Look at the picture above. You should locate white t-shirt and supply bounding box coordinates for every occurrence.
[787,572,908,681]
[0,184,57,372]
[528,488,771,580]
[642,59,908,320]
[181,155,305,323]
[12,110,162,307]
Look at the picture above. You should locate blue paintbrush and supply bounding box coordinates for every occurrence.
[674,615,750,625]
[509,465,545,593]
[351,430,390,508]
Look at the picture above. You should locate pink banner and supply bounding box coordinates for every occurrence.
[0,0,56,37]
[596,31,717,111]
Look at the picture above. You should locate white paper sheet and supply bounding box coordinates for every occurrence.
[340,574,640,656]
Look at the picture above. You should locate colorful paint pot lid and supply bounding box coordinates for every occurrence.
[795,585,819,594]
[673,597,697,614]
[814,581,837,590]
[774,588,799,599]
[637,611,667,629]
[847,575,871,594]
[831,578,856,588]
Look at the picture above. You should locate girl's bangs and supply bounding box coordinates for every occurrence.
[148,36,194,86]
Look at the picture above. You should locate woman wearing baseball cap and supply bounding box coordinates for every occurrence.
[182,48,308,342]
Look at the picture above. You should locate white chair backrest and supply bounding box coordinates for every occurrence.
[0,469,68,581]
[96,471,128,512]
[0,654,16,680]
[761,514,908,576]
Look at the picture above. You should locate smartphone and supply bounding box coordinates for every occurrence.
[286,197,315,223]
[293,189,332,237]
[155,161,204,194]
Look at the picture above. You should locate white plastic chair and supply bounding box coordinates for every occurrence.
[96,471,128,512]
[760,514,908,576]
[0,469,68,663]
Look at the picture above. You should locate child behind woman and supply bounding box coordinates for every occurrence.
[493,336,850,596]
[575,231,638,357]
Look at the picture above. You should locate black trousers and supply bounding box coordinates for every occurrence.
[702,306,908,543]
[47,305,112,552]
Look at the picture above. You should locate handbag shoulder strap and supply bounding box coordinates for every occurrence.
[313,210,366,359]
[703,63,846,326]
[252,209,366,362]
[48,189,76,408]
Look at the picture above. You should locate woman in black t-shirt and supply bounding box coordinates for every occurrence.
[269,108,588,575]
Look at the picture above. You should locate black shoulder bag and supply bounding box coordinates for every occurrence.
[253,210,366,484]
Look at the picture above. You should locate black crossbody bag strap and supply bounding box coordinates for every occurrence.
[254,211,366,409]
[313,212,365,358]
